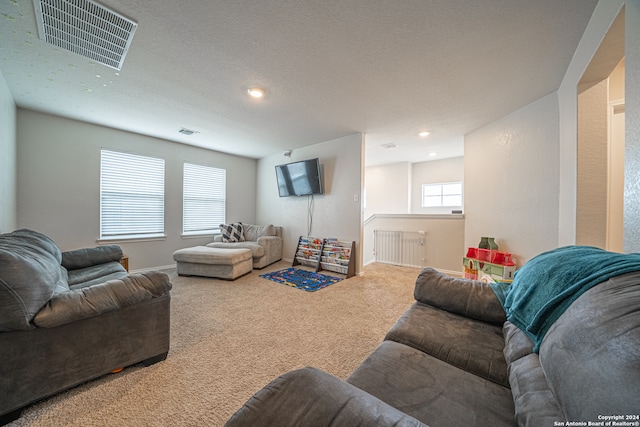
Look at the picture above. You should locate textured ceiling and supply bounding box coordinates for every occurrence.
[0,0,598,166]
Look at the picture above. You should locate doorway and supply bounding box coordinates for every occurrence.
[576,8,625,251]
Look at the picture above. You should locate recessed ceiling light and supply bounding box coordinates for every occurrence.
[429,152,437,157]
[247,87,265,98]
[419,131,430,137]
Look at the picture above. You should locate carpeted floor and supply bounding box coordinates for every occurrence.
[8,261,421,427]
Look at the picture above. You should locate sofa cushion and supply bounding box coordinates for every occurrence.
[173,246,253,265]
[226,367,426,427]
[414,268,506,325]
[507,353,563,427]
[385,302,509,387]
[538,271,640,421]
[206,241,265,258]
[502,321,534,365]
[62,245,123,270]
[243,224,275,241]
[34,271,172,328]
[347,341,516,427]
[0,229,69,331]
[220,222,245,242]
[67,261,128,289]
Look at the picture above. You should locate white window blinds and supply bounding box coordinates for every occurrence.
[100,149,165,240]
[183,163,226,235]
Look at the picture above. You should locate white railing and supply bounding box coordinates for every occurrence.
[373,230,427,268]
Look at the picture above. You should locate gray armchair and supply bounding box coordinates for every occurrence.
[0,229,172,425]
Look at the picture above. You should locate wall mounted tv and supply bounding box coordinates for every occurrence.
[275,158,324,197]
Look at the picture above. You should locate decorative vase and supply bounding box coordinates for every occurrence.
[478,237,489,249]
[487,237,498,250]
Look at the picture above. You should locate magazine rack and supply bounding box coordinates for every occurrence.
[293,236,356,278]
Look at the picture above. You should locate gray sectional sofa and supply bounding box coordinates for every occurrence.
[226,246,640,426]
[0,229,172,425]
[207,223,283,269]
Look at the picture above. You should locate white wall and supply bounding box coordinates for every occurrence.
[362,215,464,272]
[17,109,257,270]
[256,133,364,273]
[364,162,410,219]
[411,157,464,214]
[558,0,626,246]
[363,157,465,272]
[576,79,608,247]
[0,71,17,233]
[558,0,640,253]
[464,92,560,265]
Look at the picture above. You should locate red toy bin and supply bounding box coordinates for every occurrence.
[466,247,479,258]
[490,251,515,266]
[491,251,505,264]
[477,248,491,261]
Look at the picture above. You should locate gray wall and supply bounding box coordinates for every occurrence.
[256,133,364,273]
[625,0,640,253]
[0,71,16,233]
[17,109,257,270]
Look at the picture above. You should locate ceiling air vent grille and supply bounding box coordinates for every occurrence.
[32,0,138,70]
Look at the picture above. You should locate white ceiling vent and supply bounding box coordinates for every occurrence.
[32,0,138,70]
[178,128,199,136]
[380,143,397,149]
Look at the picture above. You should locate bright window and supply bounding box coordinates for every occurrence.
[422,182,463,207]
[183,163,226,235]
[100,149,165,240]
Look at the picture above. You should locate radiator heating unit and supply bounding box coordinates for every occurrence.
[374,230,426,268]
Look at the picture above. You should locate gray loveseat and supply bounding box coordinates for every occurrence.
[0,229,172,425]
[226,246,640,426]
[207,223,283,269]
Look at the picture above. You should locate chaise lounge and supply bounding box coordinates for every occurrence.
[206,223,283,269]
[226,246,640,426]
[0,229,173,425]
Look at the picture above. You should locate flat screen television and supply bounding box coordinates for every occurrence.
[275,158,323,197]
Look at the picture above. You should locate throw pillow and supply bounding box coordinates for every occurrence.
[220,222,245,243]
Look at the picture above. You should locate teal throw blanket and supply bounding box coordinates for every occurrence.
[490,246,640,352]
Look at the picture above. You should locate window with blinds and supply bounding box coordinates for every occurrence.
[100,149,165,240]
[183,163,226,235]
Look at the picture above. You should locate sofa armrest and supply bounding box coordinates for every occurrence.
[414,268,506,325]
[256,235,282,252]
[33,271,172,328]
[61,245,123,270]
[225,367,426,427]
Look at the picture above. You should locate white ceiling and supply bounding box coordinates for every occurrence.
[0,0,598,166]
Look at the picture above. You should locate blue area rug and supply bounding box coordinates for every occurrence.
[260,267,343,292]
